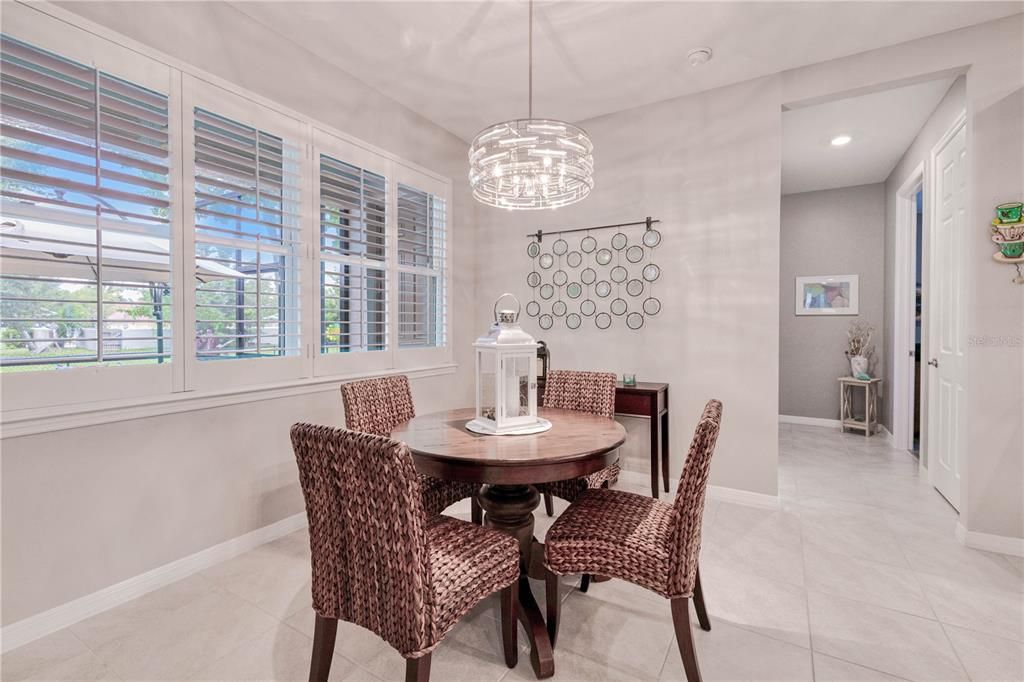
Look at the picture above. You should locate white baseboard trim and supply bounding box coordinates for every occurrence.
[617,470,780,510]
[0,512,308,654]
[708,484,782,509]
[779,414,841,429]
[956,522,1024,558]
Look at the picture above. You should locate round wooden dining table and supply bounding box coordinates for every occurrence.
[393,406,626,680]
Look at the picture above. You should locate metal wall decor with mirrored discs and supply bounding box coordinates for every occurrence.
[525,220,662,331]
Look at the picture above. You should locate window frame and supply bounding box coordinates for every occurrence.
[311,128,395,377]
[180,74,312,392]
[0,2,454,421]
[0,8,178,411]
[390,162,452,371]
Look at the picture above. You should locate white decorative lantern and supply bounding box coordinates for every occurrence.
[466,294,551,435]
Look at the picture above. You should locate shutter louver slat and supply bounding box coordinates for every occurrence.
[319,153,387,355]
[1,34,173,371]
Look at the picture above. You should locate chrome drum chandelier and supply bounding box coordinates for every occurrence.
[468,1,594,211]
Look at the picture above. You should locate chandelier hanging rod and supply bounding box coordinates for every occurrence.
[526,216,661,242]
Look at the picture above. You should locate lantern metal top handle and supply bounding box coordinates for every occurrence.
[493,293,521,323]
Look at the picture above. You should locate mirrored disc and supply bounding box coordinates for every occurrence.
[611,232,628,250]
[539,283,554,300]
[552,300,567,317]
[526,300,541,317]
[595,248,613,265]
[566,282,582,299]
[566,313,582,330]
[539,314,553,330]
[553,270,568,286]
[580,267,597,285]
[626,278,644,297]
[580,299,596,316]
[626,312,645,330]
[643,297,661,315]
[527,271,541,287]
[552,238,568,255]
[580,235,597,253]
[610,265,628,283]
[566,251,583,268]
[610,297,627,316]
[643,229,662,248]
[595,280,611,298]
[625,245,645,263]
[595,312,612,330]
[539,253,554,269]
[643,263,661,282]
[527,241,541,258]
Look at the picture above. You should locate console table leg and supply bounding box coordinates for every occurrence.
[661,411,670,493]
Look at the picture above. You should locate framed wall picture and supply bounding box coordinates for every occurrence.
[795,274,859,315]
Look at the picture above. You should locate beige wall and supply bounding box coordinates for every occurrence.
[780,184,886,421]
[474,75,783,498]
[1,1,479,626]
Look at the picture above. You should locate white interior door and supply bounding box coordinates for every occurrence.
[927,118,967,510]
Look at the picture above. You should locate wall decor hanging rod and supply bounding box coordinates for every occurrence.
[526,216,660,242]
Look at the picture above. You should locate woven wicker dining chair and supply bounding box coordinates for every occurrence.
[537,370,620,517]
[291,423,520,682]
[341,375,482,523]
[543,399,723,682]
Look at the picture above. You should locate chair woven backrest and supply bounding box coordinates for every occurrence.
[341,374,415,436]
[542,369,617,418]
[290,423,435,656]
[666,399,723,597]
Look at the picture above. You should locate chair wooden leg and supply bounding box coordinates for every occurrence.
[471,497,483,525]
[543,491,554,517]
[671,597,702,682]
[693,565,711,631]
[500,583,518,668]
[405,653,431,682]
[545,569,560,648]
[309,614,338,682]
[579,573,591,593]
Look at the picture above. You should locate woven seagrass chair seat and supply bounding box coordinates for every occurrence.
[536,370,621,510]
[543,400,723,682]
[342,374,479,518]
[291,424,519,682]
[545,488,676,596]
[425,514,519,638]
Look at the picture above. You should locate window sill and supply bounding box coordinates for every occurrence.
[0,363,458,439]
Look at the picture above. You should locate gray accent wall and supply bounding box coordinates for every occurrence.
[780,184,886,421]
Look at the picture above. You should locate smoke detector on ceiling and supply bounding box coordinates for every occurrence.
[687,47,713,67]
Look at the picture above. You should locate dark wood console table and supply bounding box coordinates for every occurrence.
[614,382,670,498]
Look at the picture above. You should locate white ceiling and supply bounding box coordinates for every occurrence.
[230,1,1021,142]
[781,77,957,195]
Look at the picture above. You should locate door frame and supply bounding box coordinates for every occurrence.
[926,109,968,510]
[892,162,925,456]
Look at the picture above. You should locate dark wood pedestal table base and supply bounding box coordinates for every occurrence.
[393,407,626,680]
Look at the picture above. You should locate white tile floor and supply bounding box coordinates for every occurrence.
[5,424,1023,681]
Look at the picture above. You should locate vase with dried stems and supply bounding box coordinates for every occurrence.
[845,321,875,379]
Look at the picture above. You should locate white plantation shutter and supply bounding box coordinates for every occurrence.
[397,183,446,348]
[192,107,301,360]
[0,34,173,371]
[319,153,387,354]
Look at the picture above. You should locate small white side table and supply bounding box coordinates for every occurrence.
[838,377,882,437]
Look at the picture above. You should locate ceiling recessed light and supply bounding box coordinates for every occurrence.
[831,135,852,146]
[687,47,712,67]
